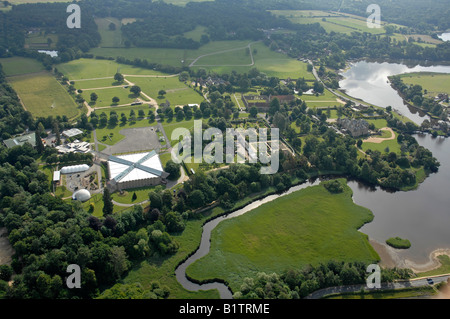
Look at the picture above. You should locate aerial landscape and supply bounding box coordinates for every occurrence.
[0,0,450,309]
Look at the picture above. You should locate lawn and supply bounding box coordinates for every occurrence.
[25,33,58,49]
[112,186,159,205]
[162,118,196,147]
[7,71,81,119]
[94,118,158,146]
[399,72,450,100]
[186,179,379,292]
[418,255,450,277]
[90,40,314,78]
[0,57,45,76]
[128,76,204,106]
[362,133,401,154]
[270,10,390,35]
[95,17,124,48]
[83,87,142,108]
[301,88,343,108]
[57,59,170,80]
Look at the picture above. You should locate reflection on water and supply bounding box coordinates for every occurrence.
[350,134,450,264]
[438,32,450,42]
[340,61,450,124]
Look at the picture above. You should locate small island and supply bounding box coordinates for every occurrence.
[386,237,412,249]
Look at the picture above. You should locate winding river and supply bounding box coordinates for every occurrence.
[175,61,450,298]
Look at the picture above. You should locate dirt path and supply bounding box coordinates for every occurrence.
[363,127,395,144]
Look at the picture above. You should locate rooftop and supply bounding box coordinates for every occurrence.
[108,151,169,183]
[3,132,36,148]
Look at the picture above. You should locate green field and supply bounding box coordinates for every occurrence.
[128,76,204,106]
[271,10,389,35]
[399,72,450,101]
[300,89,343,108]
[25,33,58,49]
[90,41,314,78]
[57,59,168,80]
[95,118,158,146]
[84,87,143,108]
[186,179,379,292]
[95,17,124,48]
[362,132,401,154]
[7,71,81,119]
[418,255,450,277]
[0,57,45,76]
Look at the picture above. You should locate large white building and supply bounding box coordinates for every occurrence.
[107,151,169,191]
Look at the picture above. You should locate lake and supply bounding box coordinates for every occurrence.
[339,61,450,124]
[351,133,450,268]
[438,32,450,42]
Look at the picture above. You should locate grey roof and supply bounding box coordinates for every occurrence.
[3,132,36,148]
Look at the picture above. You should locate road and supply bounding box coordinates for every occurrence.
[306,274,450,299]
[308,59,371,108]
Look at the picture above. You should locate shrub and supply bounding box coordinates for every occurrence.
[386,237,411,249]
[323,180,344,194]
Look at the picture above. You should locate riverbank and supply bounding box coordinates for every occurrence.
[370,238,450,274]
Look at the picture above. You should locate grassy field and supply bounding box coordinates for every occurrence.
[7,71,81,119]
[301,89,344,108]
[186,179,379,292]
[95,17,124,48]
[418,255,450,277]
[57,59,168,80]
[361,131,401,154]
[399,72,450,102]
[84,87,143,108]
[128,76,204,106]
[90,41,314,79]
[25,33,58,49]
[0,57,45,76]
[270,10,389,35]
[95,118,158,146]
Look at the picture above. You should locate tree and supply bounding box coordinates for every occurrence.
[114,73,124,83]
[112,96,120,104]
[158,90,166,97]
[130,86,141,95]
[102,188,114,215]
[249,106,258,118]
[90,92,98,103]
[110,246,129,279]
[109,22,116,31]
[35,126,45,154]
[53,121,61,146]
[165,160,181,180]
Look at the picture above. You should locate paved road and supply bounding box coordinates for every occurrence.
[308,59,371,108]
[306,275,450,299]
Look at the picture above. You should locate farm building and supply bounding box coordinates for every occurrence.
[107,150,169,192]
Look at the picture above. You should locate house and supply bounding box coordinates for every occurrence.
[337,118,370,137]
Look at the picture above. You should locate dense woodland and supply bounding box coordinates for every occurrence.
[234,262,413,299]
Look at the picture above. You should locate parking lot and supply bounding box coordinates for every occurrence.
[101,126,161,155]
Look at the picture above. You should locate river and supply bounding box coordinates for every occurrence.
[339,61,450,124]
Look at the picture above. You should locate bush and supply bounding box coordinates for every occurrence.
[323,180,344,194]
[386,237,411,249]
